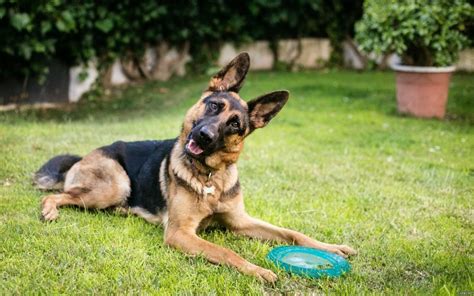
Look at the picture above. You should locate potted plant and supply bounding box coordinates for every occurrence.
[355,0,473,118]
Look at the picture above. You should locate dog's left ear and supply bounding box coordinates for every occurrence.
[247,90,289,132]
[208,52,250,93]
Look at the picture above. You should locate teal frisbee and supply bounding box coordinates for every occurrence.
[267,246,351,278]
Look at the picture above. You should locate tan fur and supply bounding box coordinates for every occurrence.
[129,207,167,225]
[159,158,169,201]
[208,68,240,92]
[39,53,356,283]
[208,77,228,92]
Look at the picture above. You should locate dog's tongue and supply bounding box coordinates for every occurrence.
[187,139,204,155]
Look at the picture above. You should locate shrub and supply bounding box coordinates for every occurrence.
[0,1,172,81]
[355,0,473,67]
[0,0,363,82]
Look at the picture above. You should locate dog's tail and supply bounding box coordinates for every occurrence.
[34,154,82,190]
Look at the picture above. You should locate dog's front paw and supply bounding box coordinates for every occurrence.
[254,266,278,283]
[245,264,277,283]
[327,244,357,258]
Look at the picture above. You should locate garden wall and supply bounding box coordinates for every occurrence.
[456,49,474,72]
[1,39,473,106]
[0,38,332,105]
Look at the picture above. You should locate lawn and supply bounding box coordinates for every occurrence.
[0,70,473,295]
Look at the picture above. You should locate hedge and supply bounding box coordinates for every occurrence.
[0,0,363,81]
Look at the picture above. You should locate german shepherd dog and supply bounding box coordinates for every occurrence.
[34,53,356,282]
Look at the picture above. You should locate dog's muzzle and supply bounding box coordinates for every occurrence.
[185,125,218,157]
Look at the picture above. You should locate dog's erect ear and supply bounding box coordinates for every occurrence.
[208,52,250,93]
[247,90,289,132]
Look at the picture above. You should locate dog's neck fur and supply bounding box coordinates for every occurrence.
[169,140,239,198]
[187,156,215,176]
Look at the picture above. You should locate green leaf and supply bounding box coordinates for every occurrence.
[41,21,52,34]
[10,13,31,31]
[19,43,32,59]
[60,10,76,30]
[56,11,75,32]
[95,19,114,33]
[55,19,67,32]
[33,42,46,53]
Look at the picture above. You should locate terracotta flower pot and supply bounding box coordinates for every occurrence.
[392,65,455,119]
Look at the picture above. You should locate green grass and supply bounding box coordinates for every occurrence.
[0,70,473,295]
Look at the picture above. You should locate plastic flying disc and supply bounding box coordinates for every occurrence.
[267,246,351,278]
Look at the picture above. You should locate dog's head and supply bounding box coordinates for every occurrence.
[180,53,289,169]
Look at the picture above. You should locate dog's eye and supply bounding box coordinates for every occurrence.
[230,120,240,129]
[208,102,219,112]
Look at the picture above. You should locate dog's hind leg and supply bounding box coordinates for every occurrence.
[40,150,131,221]
[41,193,84,221]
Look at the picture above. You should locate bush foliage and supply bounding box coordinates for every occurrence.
[355,0,473,67]
[0,0,362,81]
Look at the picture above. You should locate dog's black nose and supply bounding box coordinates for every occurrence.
[199,126,214,144]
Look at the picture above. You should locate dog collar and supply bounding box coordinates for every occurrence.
[203,172,215,196]
[182,156,218,197]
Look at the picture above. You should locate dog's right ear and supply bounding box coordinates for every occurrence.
[247,90,289,132]
[208,52,250,93]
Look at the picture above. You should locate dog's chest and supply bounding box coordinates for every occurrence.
[196,170,239,213]
[202,192,232,213]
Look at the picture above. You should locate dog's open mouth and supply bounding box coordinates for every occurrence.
[186,139,204,156]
